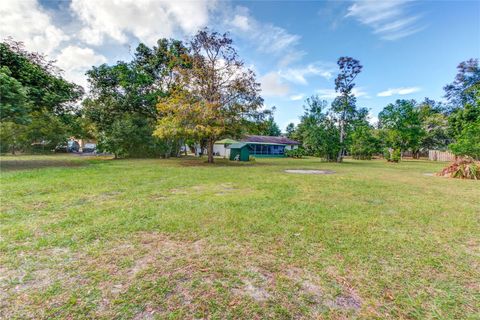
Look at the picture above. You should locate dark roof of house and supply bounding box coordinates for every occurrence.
[241,135,300,145]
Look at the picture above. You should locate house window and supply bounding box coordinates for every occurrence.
[249,144,285,155]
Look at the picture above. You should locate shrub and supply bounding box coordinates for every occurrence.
[285,148,304,158]
[384,148,401,162]
[437,157,480,179]
[391,149,401,163]
[383,148,391,161]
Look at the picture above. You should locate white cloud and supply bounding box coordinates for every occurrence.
[368,112,379,126]
[226,6,302,66]
[377,87,421,97]
[0,0,68,54]
[71,0,217,46]
[260,72,290,97]
[352,87,369,98]
[280,62,335,85]
[290,94,305,101]
[316,87,369,99]
[278,51,307,68]
[56,46,107,89]
[346,0,424,40]
[230,13,251,31]
[316,89,338,99]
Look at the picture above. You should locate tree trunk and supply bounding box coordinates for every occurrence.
[207,138,214,163]
[337,118,345,163]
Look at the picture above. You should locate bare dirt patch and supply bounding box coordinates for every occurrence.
[285,169,335,175]
[1,232,364,318]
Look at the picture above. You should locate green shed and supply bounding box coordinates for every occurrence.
[228,143,250,161]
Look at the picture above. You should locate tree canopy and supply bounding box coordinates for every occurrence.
[0,39,84,153]
[154,29,266,163]
[331,57,363,162]
[83,39,189,158]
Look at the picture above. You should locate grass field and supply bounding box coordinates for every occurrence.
[0,155,478,319]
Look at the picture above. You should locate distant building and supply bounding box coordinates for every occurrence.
[195,135,301,159]
[240,135,300,157]
[210,135,300,161]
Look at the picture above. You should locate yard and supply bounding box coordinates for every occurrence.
[0,155,478,319]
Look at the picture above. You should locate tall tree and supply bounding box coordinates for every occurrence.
[155,29,265,163]
[349,108,380,160]
[444,58,480,109]
[331,57,363,162]
[257,108,281,136]
[285,122,296,139]
[0,39,83,115]
[417,99,450,151]
[0,66,30,124]
[0,39,83,154]
[378,99,424,156]
[84,39,189,158]
[443,59,480,159]
[296,95,340,161]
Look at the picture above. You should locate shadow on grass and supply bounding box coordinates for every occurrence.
[177,157,269,167]
[0,159,87,171]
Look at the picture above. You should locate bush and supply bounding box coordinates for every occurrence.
[384,148,401,162]
[437,157,480,179]
[285,148,304,158]
[449,119,480,160]
[97,115,182,158]
[391,149,401,162]
[383,148,391,160]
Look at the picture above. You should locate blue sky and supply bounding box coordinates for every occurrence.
[1,0,479,130]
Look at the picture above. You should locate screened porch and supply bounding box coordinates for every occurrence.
[248,144,285,156]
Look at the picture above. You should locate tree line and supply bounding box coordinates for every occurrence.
[1,30,478,162]
[286,58,479,161]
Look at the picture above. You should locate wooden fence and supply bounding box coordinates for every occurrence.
[428,150,456,162]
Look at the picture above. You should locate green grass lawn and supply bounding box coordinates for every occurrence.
[0,155,478,319]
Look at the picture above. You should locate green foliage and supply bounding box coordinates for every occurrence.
[445,61,480,159]
[285,148,304,158]
[383,148,391,160]
[285,123,296,139]
[97,115,181,158]
[417,99,450,151]
[296,96,340,161]
[383,148,401,162]
[350,125,380,160]
[154,29,265,163]
[0,40,83,115]
[449,119,480,159]
[379,99,424,153]
[391,149,401,162]
[0,66,30,124]
[257,115,281,136]
[331,56,363,162]
[0,111,72,154]
[84,39,189,158]
[0,122,27,154]
[444,58,479,108]
[0,40,84,153]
